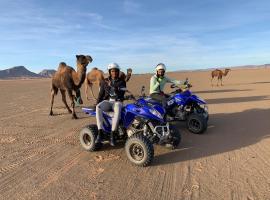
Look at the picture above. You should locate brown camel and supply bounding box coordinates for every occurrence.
[49,55,93,119]
[211,68,231,86]
[84,67,132,101]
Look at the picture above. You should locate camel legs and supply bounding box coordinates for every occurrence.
[67,89,77,119]
[49,87,58,116]
[217,78,221,86]
[84,78,90,101]
[85,82,97,101]
[85,80,97,101]
[217,77,224,86]
[75,89,83,104]
[60,89,72,113]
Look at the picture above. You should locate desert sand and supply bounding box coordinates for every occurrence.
[0,68,270,200]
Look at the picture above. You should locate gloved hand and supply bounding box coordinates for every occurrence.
[125,95,135,100]
[183,78,189,85]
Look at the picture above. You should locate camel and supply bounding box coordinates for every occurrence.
[84,67,132,101]
[211,68,231,86]
[49,54,93,119]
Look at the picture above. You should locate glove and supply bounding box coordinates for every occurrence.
[183,79,189,85]
[125,95,134,100]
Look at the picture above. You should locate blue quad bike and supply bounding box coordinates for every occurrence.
[79,93,181,167]
[142,82,209,134]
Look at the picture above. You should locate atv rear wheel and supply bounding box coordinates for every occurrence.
[125,134,154,167]
[79,125,102,151]
[187,113,207,134]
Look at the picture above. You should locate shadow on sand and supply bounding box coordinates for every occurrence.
[193,89,252,94]
[153,108,270,166]
[206,95,269,104]
[249,81,270,85]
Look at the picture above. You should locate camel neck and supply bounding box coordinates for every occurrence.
[224,71,229,76]
[75,64,86,88]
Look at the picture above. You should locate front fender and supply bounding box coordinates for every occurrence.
[189,95,206,104]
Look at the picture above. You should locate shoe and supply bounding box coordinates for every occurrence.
[95,129,103,144]
[110,131,116,146]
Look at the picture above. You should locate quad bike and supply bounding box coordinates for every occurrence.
[79,90,181,167]
[143,80,209,134]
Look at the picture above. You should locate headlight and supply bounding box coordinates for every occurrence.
[149,108,163,119]
[203,105,208,112]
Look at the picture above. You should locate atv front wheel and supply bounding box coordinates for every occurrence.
[79,125,102,151]
[186,113,207,134]
[125,134,154,167]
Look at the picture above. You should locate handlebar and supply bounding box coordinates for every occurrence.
[170,83,192,90]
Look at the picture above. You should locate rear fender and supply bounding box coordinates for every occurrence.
[82,107,96,116]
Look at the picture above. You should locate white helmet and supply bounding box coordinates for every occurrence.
[155,63,166,72]
[108,63,120,71]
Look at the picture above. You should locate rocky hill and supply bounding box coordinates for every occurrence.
[0,66,42,79]
[38,69,56,78]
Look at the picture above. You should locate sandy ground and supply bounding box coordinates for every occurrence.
[0,68,270,200]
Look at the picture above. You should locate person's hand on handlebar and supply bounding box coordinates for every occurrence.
[125,94,135,100]
[183,78,189,85]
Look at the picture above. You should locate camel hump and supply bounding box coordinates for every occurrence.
[92,67,98,70]
[58,62,67,71]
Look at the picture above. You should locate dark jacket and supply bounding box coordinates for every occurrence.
[97,77,126,104]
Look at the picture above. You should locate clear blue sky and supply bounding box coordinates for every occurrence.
[1,0,270,73]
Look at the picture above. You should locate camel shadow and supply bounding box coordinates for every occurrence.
[206,95,269,104]
[194,89,252,94]
[153,108,270,166]
[50,112,71,116]
[249,81,270,85]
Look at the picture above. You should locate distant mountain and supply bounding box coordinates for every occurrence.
[0,66,42,79]
[39,69,56,78]
[172,64,270,73]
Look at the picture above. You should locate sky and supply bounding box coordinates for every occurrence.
[1,0,270,73]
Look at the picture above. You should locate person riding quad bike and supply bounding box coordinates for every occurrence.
[149,63,185,107]
[95,63,126,146]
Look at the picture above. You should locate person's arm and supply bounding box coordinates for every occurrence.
[165,76,184,85]
[150,76,160,93]
[96,81,105,104]
[117,80,126,100]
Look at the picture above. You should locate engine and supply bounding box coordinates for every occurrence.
[172,106,187,120]
[126,118,145,137]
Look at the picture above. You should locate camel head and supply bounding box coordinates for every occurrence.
[76,55,93,70]
[126,68,133,82]
[224,68,231,75]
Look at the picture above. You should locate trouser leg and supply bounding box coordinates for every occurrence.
[111,102,123,131]
[110,101,123,146]
[150,93,167,107]
[96,100,112,130]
